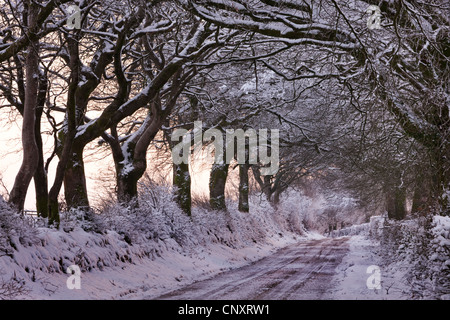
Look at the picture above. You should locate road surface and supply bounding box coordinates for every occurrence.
[154,237,350,300]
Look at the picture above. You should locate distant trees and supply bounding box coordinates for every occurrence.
[184,0,449,216]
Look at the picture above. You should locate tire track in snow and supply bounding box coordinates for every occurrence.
[153,237,350,300]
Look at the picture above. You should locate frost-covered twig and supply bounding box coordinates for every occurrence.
[0,275,29,300]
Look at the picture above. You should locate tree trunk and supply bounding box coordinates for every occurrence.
[34,70,49,217]
[411,174,431,214]
[116,160,140,204]
[34,106,48,217]
[433,149,449,213]
[251,165,273,201]
[169,118,192,216]
[114,131,160,204]
[394,187,407,220]
[386,187,407,220]
[9,2,40,212]
[386,192,395,219]
[238,164,249,212]
[63,145,89,209]
[48,32,80,225]
[107,128,145,204]
[115,101,164,204]
[209,163,229,210]
[173,162,192,216]
[272,189,281,206]
[33,131,48,217]
[105,130,135,204]
[109,135,147,204]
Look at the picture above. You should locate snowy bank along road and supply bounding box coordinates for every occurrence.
[153,237,350,300]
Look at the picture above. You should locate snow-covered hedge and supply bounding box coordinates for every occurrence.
[329,215,384,237]
[377,214,450,299]
[0,183,310,299]
[0,196,38,258]
[97,183,307,253]
[429,216,450,299]
[330,222,369,237]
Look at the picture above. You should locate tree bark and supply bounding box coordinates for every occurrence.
[34,154,48,216]
[117,104,163,203]
[33,73,49,217]
[394,187,407,220]
[9,2,40,212]
[173,162,192,216]
[110,74,184,204]
[115,141,140,204]
[251,165,273,201]
[9,45,48,216]
[48,32,80,225]
[63,145,89,209]
[272,189,281,206]
[108,104,163,204]
[411,174,431,214]
[209,163,229,210]
[386,187,407,220]
[238,164,249,212]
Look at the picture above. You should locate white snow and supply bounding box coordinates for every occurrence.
[327,235,410,300]
[328,214,450,300]
[0,229,301,300]
[1,189,448,300]
[0,193,314,300]
[75,119,96,139]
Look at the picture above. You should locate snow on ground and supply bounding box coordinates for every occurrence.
[328,214,450,300]
[1,228,324,300]
[327,235,409,300]
[6,232,302,300]
[0,192,323,300]
[1,187,447,300]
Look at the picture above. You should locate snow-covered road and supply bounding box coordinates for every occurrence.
[153,237,350,300]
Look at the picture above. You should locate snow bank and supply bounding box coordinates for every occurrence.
[428,216,450,298]
[374,214,450,299]
[0,197,38,257]
[329,214,449,300]
[327,235,410,299]
[0,188,311,299]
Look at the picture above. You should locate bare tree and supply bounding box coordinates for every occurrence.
[9,1,40,212]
